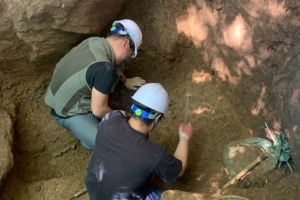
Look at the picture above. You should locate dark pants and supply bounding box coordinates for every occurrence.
[144,185,163,200]
[85,171,163,200]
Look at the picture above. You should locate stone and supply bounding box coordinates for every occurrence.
[0,109,14,187]
[0,0,130,69]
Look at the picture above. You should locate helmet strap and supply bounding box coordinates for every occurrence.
[152,114,162,131]
[110,26,127,35]
[151,119,157,131]
[131,104,158,119]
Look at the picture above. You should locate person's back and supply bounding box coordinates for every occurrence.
[85,83,193,200]
[87,110,181,199]
[44,37,116,117]
[43,19,146,151]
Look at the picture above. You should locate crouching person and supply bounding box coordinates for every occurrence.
[85,83,193,200]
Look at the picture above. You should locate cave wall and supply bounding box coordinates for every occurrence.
[0,0,131,192]
[120,0,300,171]
[0,0,130,71]
[0,0,300,198]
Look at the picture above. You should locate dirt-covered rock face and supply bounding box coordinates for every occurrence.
[0,110,13,187]
[0,0,300,199]
[0,0,129,69]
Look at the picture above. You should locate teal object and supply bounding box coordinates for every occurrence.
[222,133,292,177]
[274,133,291,169]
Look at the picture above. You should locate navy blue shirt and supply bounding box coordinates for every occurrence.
[86,111,182,200]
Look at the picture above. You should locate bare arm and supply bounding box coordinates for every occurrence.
[173,122,193,177]
[120,74,127,84]
[91,87,112,118]
[173,138,189,177]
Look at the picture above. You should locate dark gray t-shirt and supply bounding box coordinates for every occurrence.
[86,61,116,95]
[87,110,182,199]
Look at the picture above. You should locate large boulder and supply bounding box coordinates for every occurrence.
[0,0,130,68]
[0,109,14,187]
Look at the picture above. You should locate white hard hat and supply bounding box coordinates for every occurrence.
[132,83,168,113]
[113,19,142,58]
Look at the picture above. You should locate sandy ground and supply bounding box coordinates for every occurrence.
[1,0,300,199]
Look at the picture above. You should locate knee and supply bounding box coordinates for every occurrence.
[81,141,94,150]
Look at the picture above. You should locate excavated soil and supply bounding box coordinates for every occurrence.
[0,0,300,200]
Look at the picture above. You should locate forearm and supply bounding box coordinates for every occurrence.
[92,106,113,119]
[120,75,127,84]
[173,138,189,177]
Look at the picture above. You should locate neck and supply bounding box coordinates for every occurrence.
[106,37,121,65]
[129,118,152,135]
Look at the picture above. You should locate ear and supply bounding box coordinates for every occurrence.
[150,114,162,132]
[155,114,162,123]
[121,38,128,50]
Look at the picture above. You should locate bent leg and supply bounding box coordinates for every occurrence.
[53,113,100,150]
[85,171,100,200]
[144,185,163,200]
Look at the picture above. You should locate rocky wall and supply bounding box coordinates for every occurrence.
[0,0,130,70]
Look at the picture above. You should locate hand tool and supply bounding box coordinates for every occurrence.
[222,150,268,189]
[184,93,192,124]
[69,188,87,200]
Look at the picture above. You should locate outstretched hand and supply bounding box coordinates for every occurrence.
[125,77,146,90]
[179,122,193,140]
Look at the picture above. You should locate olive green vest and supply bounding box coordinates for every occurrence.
[44,37,121,117]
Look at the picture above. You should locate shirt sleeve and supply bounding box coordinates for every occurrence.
[86,62,116,95]
[154,148,182,185]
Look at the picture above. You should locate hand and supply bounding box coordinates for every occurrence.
[179,122,193,140]
[124,77,146,90]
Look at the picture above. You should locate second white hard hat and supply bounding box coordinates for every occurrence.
[113,19,142,58]
[132,83,169,113]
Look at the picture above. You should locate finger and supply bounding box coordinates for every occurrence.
[136,77,145,82]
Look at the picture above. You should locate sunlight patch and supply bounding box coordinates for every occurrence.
[243,0,286,18]
[290,89,300,106]
[192,69,212,83]
[193,105,212,115]
[245,54,256,68]
[235,60,252,76]
[192,193,206,200]
[258,46,272,60]
[197,173,206,181]
[285,128,291,140]
[212,57,240,85]
[251,85,266,116]
[267,0,286,18]
[222,14,252,52]
[227,145,245,159]
[293,125,297,132]
[249,128,253,138]
[176,6,208,48]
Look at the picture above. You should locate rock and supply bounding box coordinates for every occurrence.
[161,190,207,200]
[0,0,130,68]
[0,109,14,187]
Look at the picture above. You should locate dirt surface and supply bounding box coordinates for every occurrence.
[1,0,300,200]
